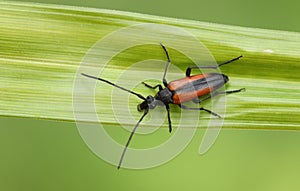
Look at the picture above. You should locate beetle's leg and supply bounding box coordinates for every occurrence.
[218,55,243,67]
[165,104,172,133]
[185,55,243,76]
[142,82,163,91]
[179,104,221,118]
[211,88,246,97]
[192,88,245,103]
[186,66,211,77]
[160,43,171,87]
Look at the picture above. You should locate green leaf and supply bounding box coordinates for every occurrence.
[1,1,300,130]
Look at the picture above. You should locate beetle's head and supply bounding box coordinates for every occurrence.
[137,95,158,111]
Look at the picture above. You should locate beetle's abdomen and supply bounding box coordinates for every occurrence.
[168,73,228,104]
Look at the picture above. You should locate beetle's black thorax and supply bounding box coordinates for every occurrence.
[154,88,173,104]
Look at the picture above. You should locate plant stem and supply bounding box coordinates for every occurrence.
[0,1,300,130]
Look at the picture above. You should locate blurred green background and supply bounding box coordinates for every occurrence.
[1,0,300,191]
[7,0,300,32]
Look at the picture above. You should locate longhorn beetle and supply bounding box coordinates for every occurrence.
[81,43,245,169]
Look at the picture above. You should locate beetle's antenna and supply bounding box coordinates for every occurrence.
[81,73,146,101]
[117,109,149,169]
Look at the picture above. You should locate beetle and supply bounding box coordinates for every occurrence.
[81,43,245,169]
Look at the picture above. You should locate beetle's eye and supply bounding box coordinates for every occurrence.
[146,96,153,102]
